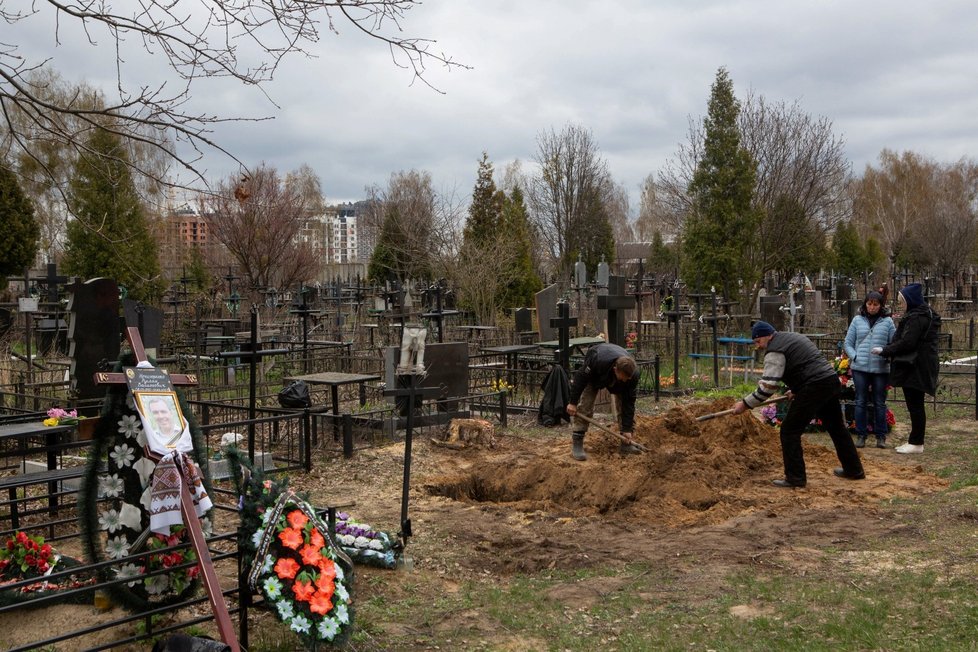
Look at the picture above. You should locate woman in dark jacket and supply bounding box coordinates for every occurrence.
[873,283,940,454]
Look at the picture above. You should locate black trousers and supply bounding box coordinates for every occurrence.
[903,386,927,445]
[779,375,864,484]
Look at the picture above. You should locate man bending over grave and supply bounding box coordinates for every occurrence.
[565,343,642,461]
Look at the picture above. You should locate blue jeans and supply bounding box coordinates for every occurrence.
[851,370,889,437]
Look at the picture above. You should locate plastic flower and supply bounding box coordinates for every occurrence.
[116,562,142,587]
[274,557,300,580]
[309,591,334,615]
[144,573,171,595]
[278,527,304,550]
[276,599,295,621]
[292,578,315,602]
[110,443,135,468]
[261,554,275,575]
[105,536,131,560]
[317,617,339,640]
[117,415,142,438]
[287,509,309,530]
[289,613,311,635]
[318,558,337,581]
[99,474,125,498]
[262,576,283,600]
[98,509,122,533]
[334,602,350,624]
[309,529,325,549]
[299,544,322,567]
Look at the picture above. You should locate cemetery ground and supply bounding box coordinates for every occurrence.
[2,395,976,650]
[317,400,978,652]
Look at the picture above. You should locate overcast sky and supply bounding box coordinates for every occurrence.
[12,1,978,214]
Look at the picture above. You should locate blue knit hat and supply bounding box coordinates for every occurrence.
[900,283,925,309]
[751,321,776,339]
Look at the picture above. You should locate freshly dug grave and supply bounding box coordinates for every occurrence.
[424,398,945,529]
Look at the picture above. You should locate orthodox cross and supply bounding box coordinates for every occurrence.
[95,327,239,651]
[596,275,635,347]
[383,375,442,550]
[549,301,578,371]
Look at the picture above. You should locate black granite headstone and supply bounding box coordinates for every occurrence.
[514,307,533,334]
[384,342,468,413]
[759,296,786,331]
[123,299,163,354]
[67,278,121,402]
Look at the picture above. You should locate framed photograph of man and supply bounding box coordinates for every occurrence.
[134,391,192,455]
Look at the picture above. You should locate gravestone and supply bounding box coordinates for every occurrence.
[759,296,786,331]
[123,299,163,357]
[385,342,468,414]
[534,284,560,341]
[67,277,121,403]
[514,307,533,334]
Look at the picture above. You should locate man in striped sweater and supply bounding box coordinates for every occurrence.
[731,321,865,488]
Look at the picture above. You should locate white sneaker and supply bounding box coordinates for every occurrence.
[895,443,924,454]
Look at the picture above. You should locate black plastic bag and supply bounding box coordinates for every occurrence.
[278,380,311,408]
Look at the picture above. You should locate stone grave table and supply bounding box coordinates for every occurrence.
[285,371,381,424]
[0,421,77,520]
[480,344,539,387]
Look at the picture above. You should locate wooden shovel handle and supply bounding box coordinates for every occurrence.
[695,395,788,422]
[574,413,649,452]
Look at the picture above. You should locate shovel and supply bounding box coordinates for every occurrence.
[695,395,788,422]
[574,413,649,452]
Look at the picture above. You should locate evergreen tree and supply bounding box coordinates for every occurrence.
[63,128,162,301]
[0,163,40,280]
[682,68,760,297]
[464,152,503,245]
[498,185,542,308]
[647,231,678,274]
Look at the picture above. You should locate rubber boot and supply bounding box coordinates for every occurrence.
[619,442,642,455]
[855,434,867,448]
[876,436,887,449]
[571,432,587,461]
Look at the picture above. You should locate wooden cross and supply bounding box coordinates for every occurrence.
[383,375,442,549]
[549,301,578,371]
[96,327,240,651]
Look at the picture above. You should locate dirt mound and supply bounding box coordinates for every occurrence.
[424,398,946,529]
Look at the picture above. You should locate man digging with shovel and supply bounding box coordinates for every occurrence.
[730,321,865,488]
[566,342,643,461]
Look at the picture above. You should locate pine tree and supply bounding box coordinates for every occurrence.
[63,128,162,301]
[682,68,760,297]
[0,162,40,280]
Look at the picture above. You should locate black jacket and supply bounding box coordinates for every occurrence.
[538,365,571,426]
[568,343,639,431]
[881,305,941,395]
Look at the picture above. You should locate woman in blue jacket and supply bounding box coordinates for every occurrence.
[844,290,896,448]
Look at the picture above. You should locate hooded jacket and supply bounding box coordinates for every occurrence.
[881,284,941,394]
